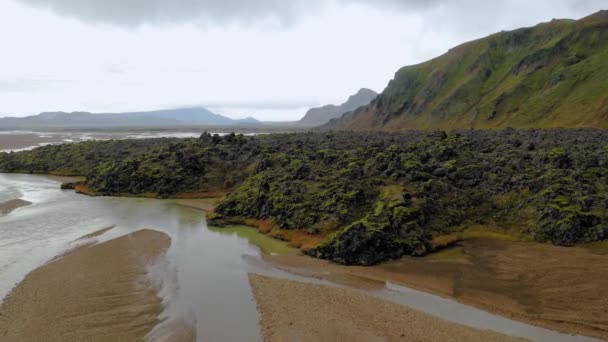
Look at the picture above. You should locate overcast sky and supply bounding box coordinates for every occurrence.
[0,0,605,121]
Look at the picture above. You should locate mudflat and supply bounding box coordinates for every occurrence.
[267,239,608,340]
[0,229,170,342]
[249,273,526,342]
[0,133,65,150]
[0,198,31,215]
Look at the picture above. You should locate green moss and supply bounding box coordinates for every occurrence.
[2,129,607,265]
[208,225,296,255]
[425,246,467,261]
[583,240,608,255]
[329,13,608,131]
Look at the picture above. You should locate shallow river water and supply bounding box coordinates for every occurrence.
[0,174,601,342]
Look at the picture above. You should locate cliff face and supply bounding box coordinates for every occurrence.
[325,11,608,131]
[299,88,377,126]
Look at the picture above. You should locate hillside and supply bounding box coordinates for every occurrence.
[0,107,259,129]
[299,88,377,126]
[324,11,608,131]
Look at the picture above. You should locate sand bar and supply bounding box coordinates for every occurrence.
[0,229,170,342]
[0,199,31,215]
[266,239,608,340]
[249,273,526,342]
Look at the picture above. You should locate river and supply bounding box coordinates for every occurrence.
[0,173,601,342]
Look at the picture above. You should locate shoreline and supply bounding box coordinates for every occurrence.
[0,229,170,341]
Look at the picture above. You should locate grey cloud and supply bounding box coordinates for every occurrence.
[15,0,446,27]
[17,0,315,27]
[13,0,608,34]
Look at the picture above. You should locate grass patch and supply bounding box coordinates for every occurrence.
[268,228,324,251]
[208,225,297,255]
[209,217,324,251]
[583,240,608,255]
[432,224,532,249]
[172,191,226,200]
[425,245,468,261]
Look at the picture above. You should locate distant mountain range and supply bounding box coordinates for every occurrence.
[0,107,259,129]
[0,90,380,130]
[324,10,608,131]
[298,88,377,126]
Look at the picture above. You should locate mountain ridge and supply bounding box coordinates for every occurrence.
[0,107,259,129]
[323,10,608,131]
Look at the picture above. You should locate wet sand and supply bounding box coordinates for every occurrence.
[266,239,608,340]
[249,273,526,342]
[48,226,118,263]
[76,226,115,240]
[0,229,170,341]
[0,199,31,215]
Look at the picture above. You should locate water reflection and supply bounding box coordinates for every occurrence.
[0,174,263,341]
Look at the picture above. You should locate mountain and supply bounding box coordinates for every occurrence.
[298,88,377,126]
[324,10,608,131]
[0,107,260,129]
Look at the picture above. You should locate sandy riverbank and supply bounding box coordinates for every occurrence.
[0,199,31,215]
[265,239,608,340]
[0,229,170,341]
[249,273,526,342]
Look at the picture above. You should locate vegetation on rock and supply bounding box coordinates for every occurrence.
[1,129,607,265]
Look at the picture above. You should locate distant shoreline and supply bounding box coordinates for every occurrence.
[0,124,306,134]
[0,128,306,153]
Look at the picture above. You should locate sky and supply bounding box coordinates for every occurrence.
[0,0,605,121]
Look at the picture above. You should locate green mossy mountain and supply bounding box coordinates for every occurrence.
[324,11,608,131]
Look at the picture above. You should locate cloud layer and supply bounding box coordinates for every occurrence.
[14,0,458,27]
[15,0,607,32]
